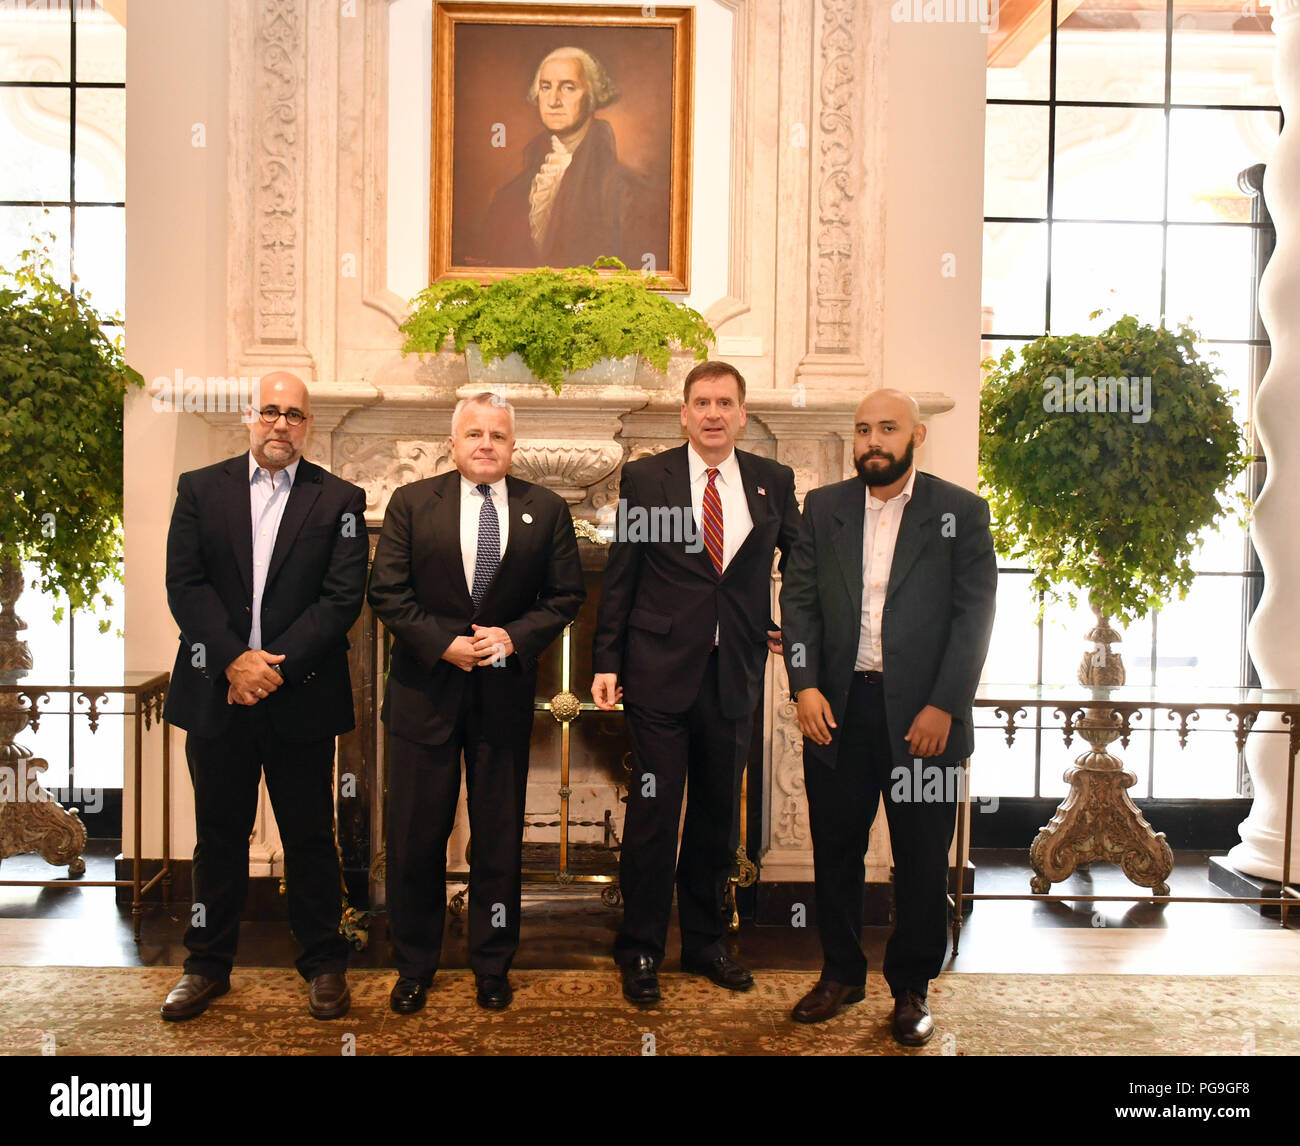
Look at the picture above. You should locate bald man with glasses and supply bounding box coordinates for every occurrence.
[161,372,369,1023]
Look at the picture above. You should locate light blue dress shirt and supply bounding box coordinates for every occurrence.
[248,453,300,650]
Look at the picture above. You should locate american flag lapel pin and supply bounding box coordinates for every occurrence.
[757,486,766,496]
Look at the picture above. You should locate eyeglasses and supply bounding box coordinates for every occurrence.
[257,406,307,426]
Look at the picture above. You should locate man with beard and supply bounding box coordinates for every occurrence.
[778,389,997,1046]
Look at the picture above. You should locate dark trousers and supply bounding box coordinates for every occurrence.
[183,705,347,982]
[384,679,531,983]
[615,650,748,968]
[804,674,956,997]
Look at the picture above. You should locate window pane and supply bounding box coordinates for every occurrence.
[1171,6,1277,107]
[0,85,71,200]
[1049,222,1164,334]
[0,204,71,281]
[1056,0,1168,105]
[1165,224,1258,341]
[1040,586,1155,689]
[983,221,1047,337]
[73,87,125,202]
[1053,106,1166,221]
[0,5,71,82]
[985,103,1048,218]
[1154,576,1248,689]
[73,204,124,320]
[986,15,1050,102]
[980,570,1041,684]
[1167,108,1280,223]
[76,2,125,84]
[1151,726,1242,799]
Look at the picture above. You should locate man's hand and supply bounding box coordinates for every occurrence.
[225,649,285,700]
[905,705,952,758]
[470,624,514,667]
[766,629,783,655]
[441,635,479,673]
[591,673,623,710]
[226,683,261,706]
[796,687,837,746]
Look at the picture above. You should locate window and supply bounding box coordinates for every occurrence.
[1,0,126,806]
[979,1,1276,800]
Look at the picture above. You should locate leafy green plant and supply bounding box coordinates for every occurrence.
[979,313,1251,626]
[399,257,714,394]
[0,242,144,629]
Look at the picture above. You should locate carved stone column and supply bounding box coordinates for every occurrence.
[1228,0,1300,883]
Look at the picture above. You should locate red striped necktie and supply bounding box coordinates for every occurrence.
[702,467,724,576]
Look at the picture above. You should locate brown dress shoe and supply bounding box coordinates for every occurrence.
[791,979,866,1024]
[160,973,229,1022]
[308,971,351,1020]
[892,991,934,1046]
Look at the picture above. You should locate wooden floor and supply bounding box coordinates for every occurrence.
[1,845,1296,976]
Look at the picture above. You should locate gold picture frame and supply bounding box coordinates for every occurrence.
[431,1,694,291]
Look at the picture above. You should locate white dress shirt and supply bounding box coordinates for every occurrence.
[686,443,753,572]
[248,453,300,650]
[687,444,753,646]
[459,474,510,596]
[854,466,916,672]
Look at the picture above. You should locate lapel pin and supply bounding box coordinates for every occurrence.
[522,512,533,524]
[757,486,766,496]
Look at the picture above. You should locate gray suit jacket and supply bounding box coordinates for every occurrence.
[779,470,997,769]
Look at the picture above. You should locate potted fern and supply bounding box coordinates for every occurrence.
[399,257,714,394]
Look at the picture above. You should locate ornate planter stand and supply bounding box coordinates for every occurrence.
[0,560,86,877]
[1028,605,1174,897]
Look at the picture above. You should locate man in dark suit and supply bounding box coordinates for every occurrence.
[476,46,667,270]
[780,389,997,1046]
[367,394,584,1014]
[592,360,802,1004]
[161,371,368,1022]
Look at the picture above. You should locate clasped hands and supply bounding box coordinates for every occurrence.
[442,625,515,672]
[226,649,285,706]
[795,687,952,756]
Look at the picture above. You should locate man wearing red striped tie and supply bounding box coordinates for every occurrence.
[592,361,802,1004]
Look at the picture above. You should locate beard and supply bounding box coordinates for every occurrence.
[855,438,915,488]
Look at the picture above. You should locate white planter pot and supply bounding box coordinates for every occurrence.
[464,345,638,388]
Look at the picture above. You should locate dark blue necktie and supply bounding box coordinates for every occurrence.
[471,483,500,610]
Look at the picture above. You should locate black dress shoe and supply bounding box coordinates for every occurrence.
[308,971,351,1020]
[620,955,661,1005]
[791,979,866,1024]
[159,973,229,1022]
[682,953,754,992]
[476,975,513,1010]
[389,977,428,1015]
[892,991,934,1046]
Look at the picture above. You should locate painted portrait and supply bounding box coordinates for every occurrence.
[432,3,693,290]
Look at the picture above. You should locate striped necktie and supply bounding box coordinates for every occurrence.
[471,483,500,609]
[701,467,724,576]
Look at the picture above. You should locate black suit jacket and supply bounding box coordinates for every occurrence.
[593,444,802,720]
[163,453,369,742]
[366,471,585,747]
[780,470,997,770]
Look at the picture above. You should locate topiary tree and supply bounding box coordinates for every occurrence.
[0,243,144,635]
[979,313,1251,631]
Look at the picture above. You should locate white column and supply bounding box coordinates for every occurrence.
[1227,0,1300,883]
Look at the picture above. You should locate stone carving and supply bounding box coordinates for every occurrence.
[771,687,809,850]
[509,441,623,504]
[335,437,454,520]
[256,0,303,341]
[815,0,857,354]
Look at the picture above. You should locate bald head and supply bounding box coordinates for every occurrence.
[855,388,921,430]
[249,371,313,472]
[852,387,925,493]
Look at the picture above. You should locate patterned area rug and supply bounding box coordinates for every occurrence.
[1,967,1297,1056]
